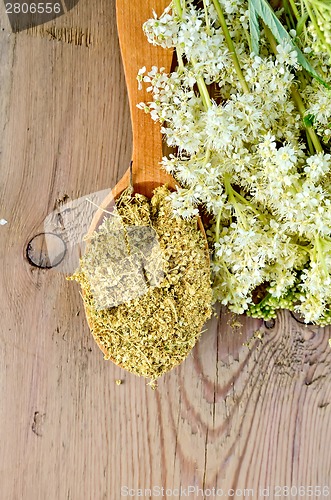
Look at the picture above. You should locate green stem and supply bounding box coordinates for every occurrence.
[191,57,212,110]
[264,25,323,154]
[215,210,222,244]
[197,77,212,110]
[309,1,331,13]
[294,243,311,253]
[176,46,184,70]
[212,0,250,94]
[232,190,267,223]
[224,174,249,230]
[259,292,272,307]
[202,146,211,167]
[291,86,323,153]
[323,235,331,245]
[263,23,278,52]
[202,0,212,35]
[243,25,252,53]
[173,0,183,18]
[288,0,301,20]
[320,236,331,249]
[305,128,315,155]
[173,0,212,110]
[221,257,233,278]
[174,3,212,109]
[283,0,296,30]
[213,254,233,280]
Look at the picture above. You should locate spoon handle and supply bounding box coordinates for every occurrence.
[116,0,175,193]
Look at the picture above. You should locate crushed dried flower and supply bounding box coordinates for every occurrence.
[69,186,212,382]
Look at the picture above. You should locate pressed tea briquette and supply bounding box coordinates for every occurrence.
[69,186,212,382]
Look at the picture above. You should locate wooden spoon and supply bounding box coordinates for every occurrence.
[82,0,210,365]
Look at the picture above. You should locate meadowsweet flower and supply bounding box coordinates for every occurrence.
[275,42,299,68]
[139,0,331,325]
[304,153,331,182]
[143,7,179,48]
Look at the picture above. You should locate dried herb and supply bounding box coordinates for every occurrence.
[69,186,212,383]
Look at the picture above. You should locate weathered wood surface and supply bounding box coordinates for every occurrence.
[0,1,330,499]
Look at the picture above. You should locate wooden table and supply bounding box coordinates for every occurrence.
[0,1,330,498]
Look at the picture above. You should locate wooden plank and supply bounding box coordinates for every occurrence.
[0,1,330,499]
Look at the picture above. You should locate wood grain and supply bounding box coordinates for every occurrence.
[0,1,330,499]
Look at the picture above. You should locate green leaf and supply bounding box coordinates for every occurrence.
[248,0,261,54]
[250,0,330,88]
[303,113,315,127]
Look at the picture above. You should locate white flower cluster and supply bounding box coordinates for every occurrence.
[139,0,331,324]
